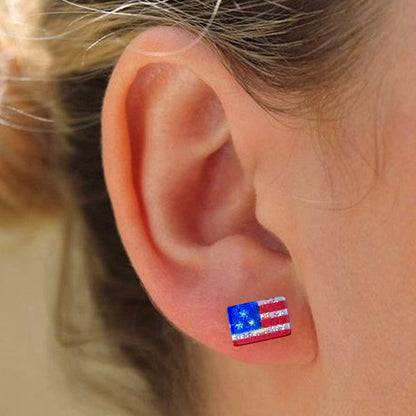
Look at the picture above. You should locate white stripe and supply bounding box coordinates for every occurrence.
[260,308,288,319]
[231,323,291,341]
[257,296,286,306]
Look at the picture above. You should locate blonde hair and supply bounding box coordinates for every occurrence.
[0,1,386,414]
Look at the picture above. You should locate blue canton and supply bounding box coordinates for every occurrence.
[227,301,262,335]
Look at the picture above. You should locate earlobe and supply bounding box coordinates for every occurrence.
[102,26,318,365]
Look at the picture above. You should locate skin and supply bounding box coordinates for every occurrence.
[101,2,415,415]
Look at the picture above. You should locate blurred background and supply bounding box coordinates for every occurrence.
[0,217,134,416]
[0,219,91,416]
[0,216,150,416]
[1,219,74,415]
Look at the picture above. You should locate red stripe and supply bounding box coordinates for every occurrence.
[261,314,290,327]
[258,299,287,314]
[233,328,291,346]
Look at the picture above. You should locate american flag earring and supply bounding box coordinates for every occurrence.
[227,296,291,346]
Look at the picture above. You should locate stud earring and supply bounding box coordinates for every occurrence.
[227,296,291,346]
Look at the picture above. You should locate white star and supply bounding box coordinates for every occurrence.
[239,310,248,317]
[249,319,255,326]
[235,323,244,330]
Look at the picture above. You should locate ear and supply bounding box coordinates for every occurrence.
[102,26,317,364]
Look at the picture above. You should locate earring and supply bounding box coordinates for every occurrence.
[227,296,291,346]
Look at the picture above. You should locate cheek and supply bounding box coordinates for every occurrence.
[255,109,416,402]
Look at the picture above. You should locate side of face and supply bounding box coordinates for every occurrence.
[100,2,416,413]
[255,3,416,409]
[259,3,416,409]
